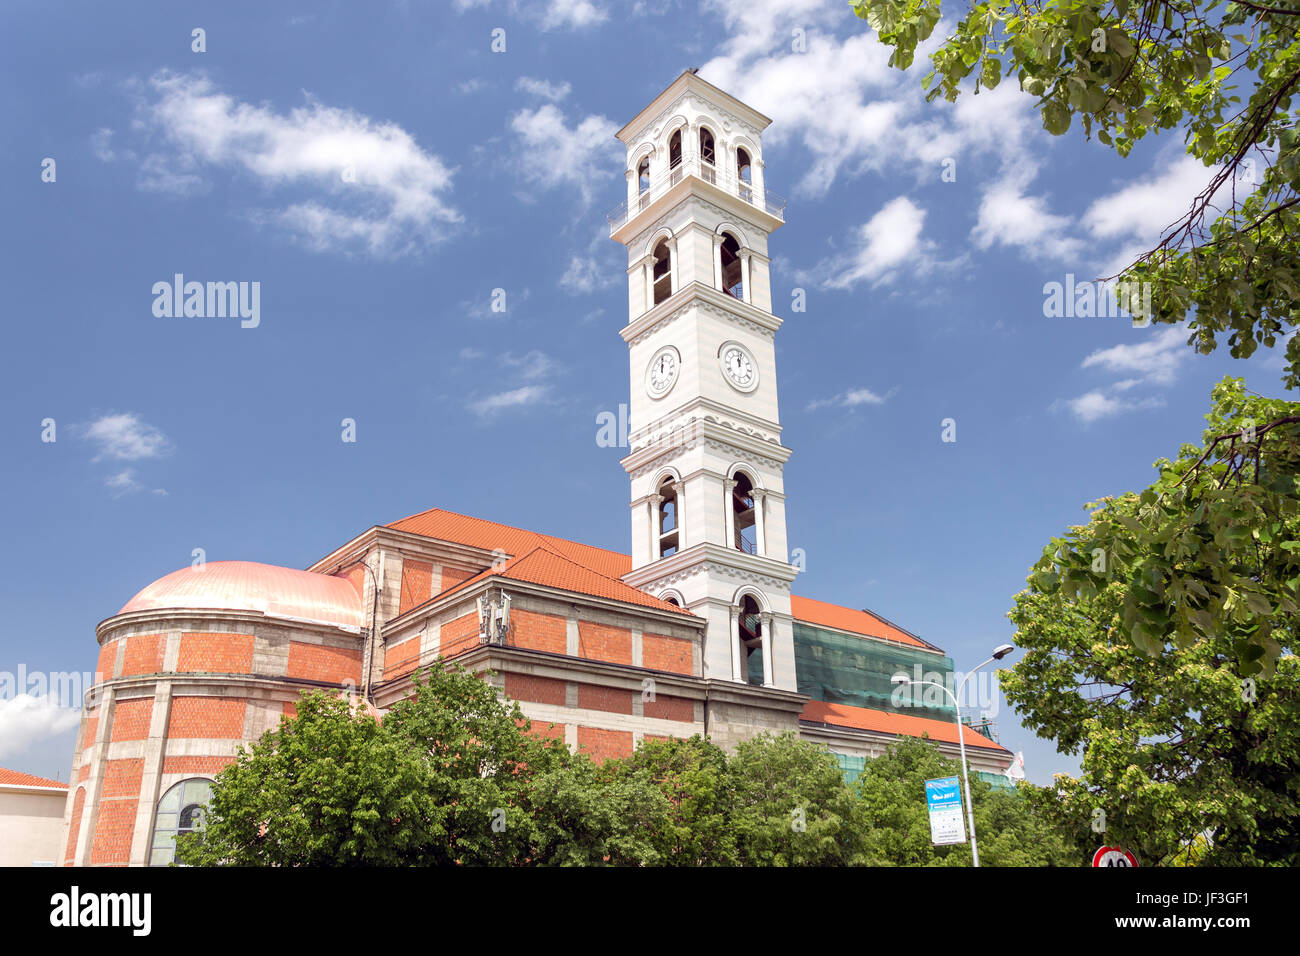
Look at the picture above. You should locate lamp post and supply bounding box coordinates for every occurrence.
[891,644,1014,868]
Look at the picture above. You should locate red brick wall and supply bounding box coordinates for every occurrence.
[64,787,86,864]
[95,641,118,682]
[441,566,475,591]
[287,641,362,684]
[110,699,153,742]
[643,734,672,745]
[382,636,421,679]
[577,621,632,665]
[121,633,166,676]
[89,799,138,865]
[167,698,246,739]
[282,701,298,719]
[644,694,694,722]
[177,632,255,673]
[526,720,565,741]
[504,673,567,706]
[399,560,434,615]
[101,758,145,798]
[439,611,479,658]
[81,712,99,751]
[512,608,567,655]
[642,632,694,675]
[78,764,90,783]
[577,726,633,764]
[577,684,634,715]
[161,756,234,775]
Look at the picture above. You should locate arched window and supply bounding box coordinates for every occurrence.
[737,148,753,202]
[732,472,757,554]
[699,128,716,183]
[652,240,672,305]
[720,232,743,299]
[658,478,679,558]
[663,595,681,607]
[638,155,651,193]
[668,129,683,184]
[739,594,764,685]
[150,777,212,866]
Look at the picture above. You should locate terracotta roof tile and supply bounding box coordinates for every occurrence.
[801,699,1008,753]
[790,594,931,649]
[0,767,68,789]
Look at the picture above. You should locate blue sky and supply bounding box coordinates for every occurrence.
[0,0,1287,785]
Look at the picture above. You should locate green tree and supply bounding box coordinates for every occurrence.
[602,735,738,865]
[725,732,863,865]
[1005,534,1300,864]
[1029,378,1300,666]
[853,736,1080,866]
[176,691,436,866]
[850,0,1300,386]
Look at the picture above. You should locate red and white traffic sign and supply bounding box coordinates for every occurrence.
[1092,846,1139,867]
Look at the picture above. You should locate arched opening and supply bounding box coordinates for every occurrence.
[720,232,743,299]
[658,477,679,557]
[638,155,650,193]
[739,594,765,686]
[737,147,753,202]
[732,471,757,554]
[652,240,672,305]
[150,777,213,866]
[669,129,683,184]
[663,595,681,607]
[699,127,716,183]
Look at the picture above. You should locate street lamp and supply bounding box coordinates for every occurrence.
[891,643,1015,867]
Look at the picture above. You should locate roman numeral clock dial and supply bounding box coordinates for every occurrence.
[645,345,679,398]
[719,341,758,392]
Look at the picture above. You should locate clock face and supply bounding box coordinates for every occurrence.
[719,342,758,392]
[645,347,679,397]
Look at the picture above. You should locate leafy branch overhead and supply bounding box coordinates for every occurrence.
[1027,378,1300,668]
[851,0,1300,386]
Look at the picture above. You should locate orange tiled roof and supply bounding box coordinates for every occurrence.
[801,699,1008,753]
[413,545,695,618]
[388,508,633,579]
[0,767,68,789]
[790,594,930,649]
[388,508,939,648]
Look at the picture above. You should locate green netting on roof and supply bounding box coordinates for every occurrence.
[976,771,1016,792]
[794,621,956,723]
[833,753,867,786]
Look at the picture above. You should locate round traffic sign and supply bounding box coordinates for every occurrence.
[1092,846,1138,867]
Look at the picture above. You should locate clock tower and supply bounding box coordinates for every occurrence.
[609,71,798,694]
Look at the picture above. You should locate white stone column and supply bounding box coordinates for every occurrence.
[712,233,723,291]
[625,167,636,215]
[723,478,737,550]
[760,611,774,687]
[667,237,679,296]
[675,483,686,549]
[740,250,752,305]
[641,258,653,313]
[649,494,664,561]
[729,605,743,682]
[753,489,766,557]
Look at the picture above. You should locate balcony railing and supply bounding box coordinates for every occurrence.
[607,157,786,232]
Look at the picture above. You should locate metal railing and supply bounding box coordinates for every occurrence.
[607,157,786,231]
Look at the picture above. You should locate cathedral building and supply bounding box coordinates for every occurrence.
[60,72,1010,866]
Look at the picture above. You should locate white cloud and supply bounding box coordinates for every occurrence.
[80,413,171,462]
[90,128,116,162]
[1059,390,1166,424]
[971,173,1082,262]
[806,386,896,412]
[515,77,572,102]
[814,196,931,289]
[560,254,616,294]
[509,104,620,205]
[468,385,552,417]
[1081,325,1189,386]
[453,0,606,31]
[135,71,460,257]
[1083,156,1218,243]
[0,695,81,762]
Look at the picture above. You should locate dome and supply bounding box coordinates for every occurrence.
[118,561,363,631]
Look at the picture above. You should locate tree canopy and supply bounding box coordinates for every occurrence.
[851,0,1300,387]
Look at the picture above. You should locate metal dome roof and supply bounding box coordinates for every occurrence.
[118,561,363,631]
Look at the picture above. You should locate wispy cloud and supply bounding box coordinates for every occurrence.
[126,71,460,257]
[806,385,897,412]
[1057,390,1166,424]
[468,385,552,417]
[508,104,619,205]
[0,695,81,762]
[515,76,572,102]
[80,413,171,462]
[805,196,932,289]
[1080,325,1190,387]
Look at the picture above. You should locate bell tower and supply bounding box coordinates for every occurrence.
[609,71,798,692]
